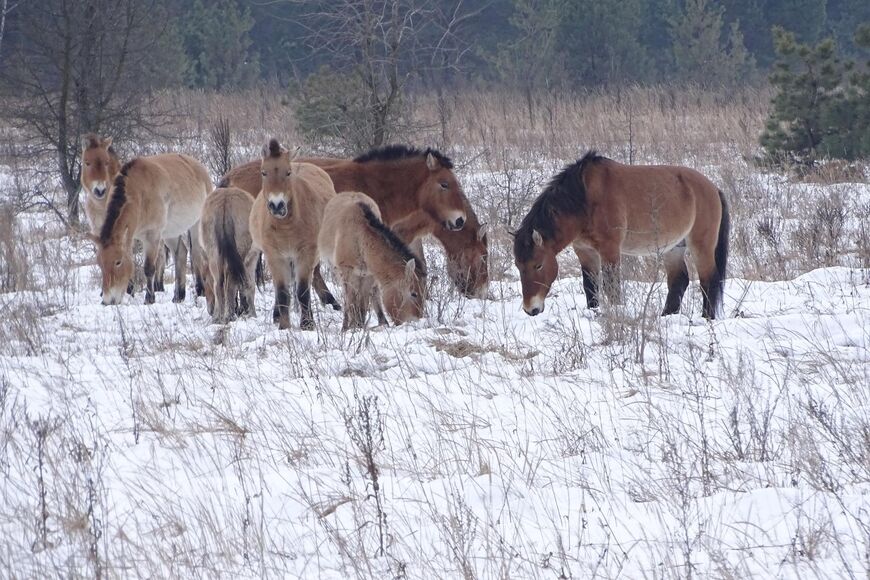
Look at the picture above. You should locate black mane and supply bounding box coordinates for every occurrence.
[99,160,136,244]
[358,202,427,277]
[354,144,453,169]
[513,150,606,262]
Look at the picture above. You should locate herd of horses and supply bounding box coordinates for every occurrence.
[79,133,730,332]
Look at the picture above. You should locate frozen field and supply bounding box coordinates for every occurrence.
[1,156,869,579]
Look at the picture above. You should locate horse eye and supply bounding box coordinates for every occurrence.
[411,291,419,298]
[439,181,449,189]
[260,170,267,177]
[286,170,292,176]
[85,162,91,167]
[114,260,122,267]
[535,264,543,271]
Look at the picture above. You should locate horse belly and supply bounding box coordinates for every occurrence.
[162,194,205,238]
[621,221,692,257]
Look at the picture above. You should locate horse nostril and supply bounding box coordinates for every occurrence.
[455,216,465,229]
[526,307,541,316]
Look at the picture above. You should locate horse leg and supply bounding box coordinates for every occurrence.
[598,242,622,306]
[153,242,167,293]
[371,285,388,326]
[312,264,341,311]
[295,257,316,331]
[662,243,689,316]
[188,226,206,298]
[142,236,162,305]
[689,237,719,320]
[241,250,259,318]
[171,236,189,303]
[572,243,601,309]
[267,252,292,330]
[340,271,364,331]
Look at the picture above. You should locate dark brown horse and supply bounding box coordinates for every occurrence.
[220,145,489,297]
[513,151,729,319]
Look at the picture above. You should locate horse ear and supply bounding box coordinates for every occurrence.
[405,258,416,279]
[86,232,100,246]
[261,143,270,159]
[426,152,439,172]
[288,145,301,161]
[477,223,487,242]
[532,229,543,246]
[101,137,113,148]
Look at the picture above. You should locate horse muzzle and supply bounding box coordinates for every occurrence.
[268,200,288,218]
[444,213,466,231]
[523,296,545,316]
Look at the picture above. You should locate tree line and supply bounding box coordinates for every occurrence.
[0,0,868,224]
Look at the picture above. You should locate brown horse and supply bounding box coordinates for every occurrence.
[319,192,427,330]
[89,154,211,305]
[220,145,489,297]
[513,151,729,319]
[249,139,339,330]
[199,187,259,323]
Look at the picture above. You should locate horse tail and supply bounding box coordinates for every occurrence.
[215,211,246,287]
[712,189,730,316]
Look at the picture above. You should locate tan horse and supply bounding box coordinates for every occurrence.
[513,151,729,319]
[199,187,258,323]
[249,139,338,330]
[220,145,489,297]
[80,134,121,234]
[319,192,427,331]
[89,154,211,305]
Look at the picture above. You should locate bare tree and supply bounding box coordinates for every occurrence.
[0,0,21,58]
[291,0,483,150]
[0,0,182,226]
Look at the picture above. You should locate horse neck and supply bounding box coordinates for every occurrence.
[354,159,425,223]
[549,213,584,254]
[360,226,407,286]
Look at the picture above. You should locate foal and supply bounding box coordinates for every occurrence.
[199,187,259,323]
[249,139,338,330]
[319,192,427,330]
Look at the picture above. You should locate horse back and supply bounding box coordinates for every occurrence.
[582,159,722,253]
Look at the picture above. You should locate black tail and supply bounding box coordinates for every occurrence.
[215,214,246,287]
[710,190,730,317]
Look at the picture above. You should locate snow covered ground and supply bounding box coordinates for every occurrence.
[1,158,869,579]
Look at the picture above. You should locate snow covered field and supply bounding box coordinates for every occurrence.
[2,148,870,578]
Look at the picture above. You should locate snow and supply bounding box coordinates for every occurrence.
[1,162,869,578]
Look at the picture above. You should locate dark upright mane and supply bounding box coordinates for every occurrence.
[83,133,117,158]
[267,139,282,158]
[358,202,427,277]
[513,150,606,262]
[354,144,453,169]
[99,160,136,244]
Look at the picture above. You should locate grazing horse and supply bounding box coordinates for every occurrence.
[220,145,489,297]
[513,151,729,319]
[199,187,258,323]
[249,139,339,330]
[319,192,427,330]
[89,154,211,305]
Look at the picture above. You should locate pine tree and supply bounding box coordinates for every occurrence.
[669,0,756,87]
[181,0,258,90]
[760,27,850,164]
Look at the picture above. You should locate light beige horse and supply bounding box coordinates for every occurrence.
[319,192,427,331]
[89,154,211,305]
[199,187,258,323]
[249,139,338,330]
[80,134,121,234]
